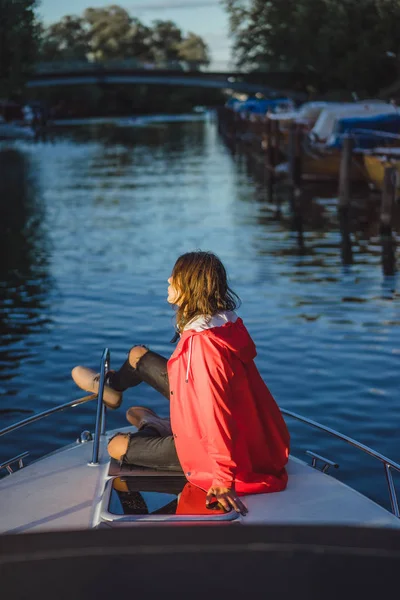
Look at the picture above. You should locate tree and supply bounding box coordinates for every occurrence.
[150,20,182,65]
[84,5,135,61]
[125,18,154,63]
[36,5,212,70]
[0,0,39,97]
[39,15,89,62]
[178,33,210,70]
[223,0,400,94]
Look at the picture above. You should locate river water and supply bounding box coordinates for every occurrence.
[1,116,399,510]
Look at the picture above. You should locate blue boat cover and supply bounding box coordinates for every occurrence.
[327,113,400,148]
[225,97,293,114]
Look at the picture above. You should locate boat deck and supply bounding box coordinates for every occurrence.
[0,427,398,534]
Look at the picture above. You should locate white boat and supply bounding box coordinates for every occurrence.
[0,116,35,141]
[1,348,399,596]
[1,347,399,534]
[267,101,347,128]
[309,101,398,144]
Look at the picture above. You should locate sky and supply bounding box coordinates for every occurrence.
[37,0,234,69]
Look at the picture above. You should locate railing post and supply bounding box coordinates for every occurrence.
[384,463,400,518]
[89,348,110,465]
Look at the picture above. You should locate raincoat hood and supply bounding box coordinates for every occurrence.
[178,311,256,365]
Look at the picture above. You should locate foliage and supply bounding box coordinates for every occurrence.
[30,4,217,117]
[150,19,182,64]
[178,33,210,70]
[38,5,210,69]
[39,16,89,61]
[0,0,39,97]
[223,0,400,94]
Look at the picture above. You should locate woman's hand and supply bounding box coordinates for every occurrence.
[206,486,248,516]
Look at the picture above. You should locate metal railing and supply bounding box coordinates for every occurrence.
[0,348,110,469]
[281,408,400,518]
[89,348,109,465]
[0,394,97,440]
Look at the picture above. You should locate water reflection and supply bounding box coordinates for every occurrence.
[233,147,399,276]
[0,121,398,506]
[0,148,51,412]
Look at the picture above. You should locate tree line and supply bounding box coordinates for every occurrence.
[2,1,400,103]
[0,2,210,100]
[0,0,39,98]
[38,5,210,69]
[223,0,400,97]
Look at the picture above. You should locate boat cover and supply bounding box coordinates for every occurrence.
[311,102,397,142]
[226,97,294,114]
[327,113,400,148]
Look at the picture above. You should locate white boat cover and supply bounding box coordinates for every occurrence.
[311,102,398,142]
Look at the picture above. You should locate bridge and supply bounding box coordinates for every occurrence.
[27,61,306,100]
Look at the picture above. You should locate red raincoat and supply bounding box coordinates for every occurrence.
[167,316,290,495]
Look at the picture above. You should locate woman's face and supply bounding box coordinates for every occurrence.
[167,276,180,305]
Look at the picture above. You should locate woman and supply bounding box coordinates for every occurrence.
[72,251,290,515]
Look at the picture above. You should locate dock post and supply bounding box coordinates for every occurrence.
[274,119,281,169]
[288,123,303,212]
[338,135,354,265]
[289,124,303,186]
[338,210,353,266]
[381,165,397,275]
[265,116,275,199]
[338,135,354,210]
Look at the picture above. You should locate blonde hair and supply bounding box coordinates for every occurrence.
[171,251,240,332]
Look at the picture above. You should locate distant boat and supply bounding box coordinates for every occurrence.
[0,117,35,141]
[275,102,400,182]
[0,100,35,141]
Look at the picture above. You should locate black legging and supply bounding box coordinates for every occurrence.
[108,349,182,471]
[109,349,170,400]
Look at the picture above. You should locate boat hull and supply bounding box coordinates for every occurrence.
[363,153,400,191]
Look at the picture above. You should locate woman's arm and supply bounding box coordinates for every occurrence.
[192,337,237,485]
[190,337,247,515]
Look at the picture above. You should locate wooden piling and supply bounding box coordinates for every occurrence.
[338,135,354,209]
[381,165,396,236]
[338,211,353,266]
[337,135,355,265]
[274,119,282,170]
[288,122,303,188]
[380,165,396,275]
[265,116,275,199]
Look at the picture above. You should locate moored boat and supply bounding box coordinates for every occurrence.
[363,146,400,191]
[294,102,400,182]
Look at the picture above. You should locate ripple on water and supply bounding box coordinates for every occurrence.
[1,122,399,501]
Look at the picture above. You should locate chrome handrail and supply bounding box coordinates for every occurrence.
[0,350,110,470]
[0,394,97,439]
[281,408,400,517]
[89,347,109,465]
